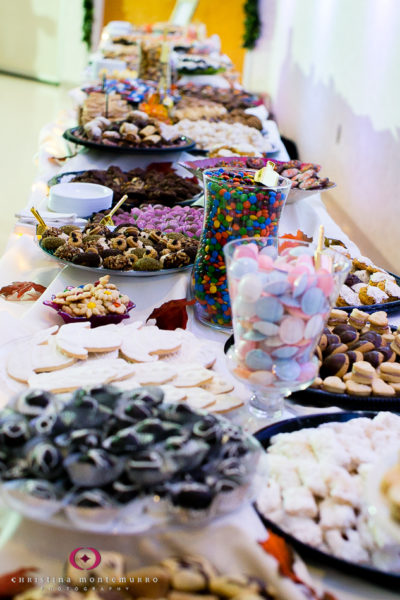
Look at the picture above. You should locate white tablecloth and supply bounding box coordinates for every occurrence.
[0,119,398,600]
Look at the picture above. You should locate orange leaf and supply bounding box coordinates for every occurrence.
[0,568,38,597]
[259,532,303,584]
[279,230,313,252]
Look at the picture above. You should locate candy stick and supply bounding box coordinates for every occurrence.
[105,90,109,119]
[100,194,129,226]
[314,224,325,269]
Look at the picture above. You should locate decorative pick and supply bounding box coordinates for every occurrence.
[105,90,109,119]
[100,194,129,226]
[314,224,325,269]
[254,161,279,187]
[102,73,106,92]
[30,207,48,237]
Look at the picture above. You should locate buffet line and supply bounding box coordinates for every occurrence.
[0,19,399,600]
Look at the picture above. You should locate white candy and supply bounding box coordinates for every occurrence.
[238,272,263,302]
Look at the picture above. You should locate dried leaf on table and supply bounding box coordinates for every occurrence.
[259,532,337,600]
[146,298,195,330]
[279,230,313,252]
[0,282,47,302]
[0,568,38,597]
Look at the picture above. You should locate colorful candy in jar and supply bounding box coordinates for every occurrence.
[227,242,339,391]
[192,169,290,329]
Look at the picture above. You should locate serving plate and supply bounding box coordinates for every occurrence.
[47,170,203,209]
[37,242,193,278]
[254,412,400,589]
[224,332,400,411]
[179,156,335,205]
[337,271,400,314]
[63,127,196,154]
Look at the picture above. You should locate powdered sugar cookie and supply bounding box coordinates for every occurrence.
[173,365,214,388]
[56,322,123,359]
[180,387,216,409]
[200,374,234,395]
[208,394,244,413]
[131,362,178,385]
[32,325,59,345]
[111,376,141,391]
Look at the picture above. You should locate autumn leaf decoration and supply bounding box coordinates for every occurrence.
[146,298,195,330]
[279,230,313,253]
[0,568,38,597]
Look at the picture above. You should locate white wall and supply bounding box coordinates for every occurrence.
[244,0,400,271]
[0,0,88,84]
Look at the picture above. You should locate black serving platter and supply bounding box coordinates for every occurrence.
[254,411,400,589]
[63,127,196,154]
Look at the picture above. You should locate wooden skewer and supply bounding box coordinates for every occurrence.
[100,194,129,226]
[314,224,325,269]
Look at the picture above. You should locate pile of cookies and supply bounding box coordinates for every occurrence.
[50,275,131,318]
[381,453,400,522]
[78,111,188,149]
[329,246,400,307]
[39,223,199,272]
[6,321,243,413]
[312,308,400,397]
[80,92,130,125]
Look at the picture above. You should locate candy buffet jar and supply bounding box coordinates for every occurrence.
[192,168,291,330]
[224,237,351,419]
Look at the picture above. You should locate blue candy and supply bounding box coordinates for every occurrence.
[243,329,267,341]
[229,257,258,278]
[272,346,298,359]
[293,273,309,298]
[245,349,273,371]
[301,287,325,315]
[275,359,301,381]
[255,296,284,322]
[263,271,291,296]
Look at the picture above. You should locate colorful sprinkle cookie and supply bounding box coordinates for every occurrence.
[192,169,290,328]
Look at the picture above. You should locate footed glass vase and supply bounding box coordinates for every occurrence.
[224,236,351,420]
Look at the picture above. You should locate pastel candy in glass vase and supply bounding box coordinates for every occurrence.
[224,236,351,419]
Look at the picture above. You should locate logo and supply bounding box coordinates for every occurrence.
[69,547,102,570]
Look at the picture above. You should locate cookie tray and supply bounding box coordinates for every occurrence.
[254,412,400,590]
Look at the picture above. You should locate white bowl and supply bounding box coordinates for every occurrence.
[48,183,113,217]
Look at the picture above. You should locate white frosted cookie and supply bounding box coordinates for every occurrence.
[131,362,178,385]
[159,385,187,403]
[180,387,216,409]
[32,325,59,345]
[56,322,123,359]
[200,374,234,395]
[32,337,76,373]
[7,341,34,383]
[208,394,244,413]
[120,326,182,362]
[173,365,214,388]
[28,358,135,393]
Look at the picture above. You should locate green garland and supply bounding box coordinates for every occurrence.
[243,0,261,49]
[82,0,94,49]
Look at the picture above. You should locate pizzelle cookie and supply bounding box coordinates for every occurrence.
[56,322,123,359]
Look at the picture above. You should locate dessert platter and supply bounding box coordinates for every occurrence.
[37,222,199,276]
[255,411,400,588]
[48,163,202,208]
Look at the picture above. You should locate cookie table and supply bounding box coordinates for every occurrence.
[0,112,399,600]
